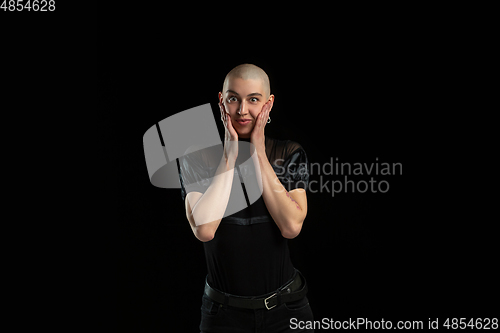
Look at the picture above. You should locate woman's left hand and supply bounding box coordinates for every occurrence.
[250,100,273,153]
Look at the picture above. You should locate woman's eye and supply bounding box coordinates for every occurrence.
[250,97,259,102]
[228,96,238,102]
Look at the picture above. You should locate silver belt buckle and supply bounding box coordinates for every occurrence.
[264,293,277,310]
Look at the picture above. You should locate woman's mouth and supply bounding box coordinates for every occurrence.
[236,119,252,126]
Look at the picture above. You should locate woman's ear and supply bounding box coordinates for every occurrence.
[218,92,224,104]
[268,94,275,112]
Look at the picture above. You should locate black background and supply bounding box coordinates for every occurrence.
[1,6,495,332]
[100,45,497,332]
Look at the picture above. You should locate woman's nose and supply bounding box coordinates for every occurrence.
[238,101,249,115]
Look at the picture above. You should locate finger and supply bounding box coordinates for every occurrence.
[220,105,231,127]
[259,110,264,126]
[260,110,266,128]
[227,114,238,137]
[222,111,228,129]
[219,103,225,120]
[219,102,228,116]
[227,116,232,133]
[261,103,268,118]
[259,102,267,116]
[261,102,270,123]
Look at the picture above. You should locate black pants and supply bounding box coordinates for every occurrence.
[200,294,314,333]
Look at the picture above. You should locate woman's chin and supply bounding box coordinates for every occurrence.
[236,129,253,139]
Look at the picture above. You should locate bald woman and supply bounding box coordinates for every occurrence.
[178,64,314,332]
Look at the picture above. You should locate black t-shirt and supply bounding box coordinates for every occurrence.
[178,136,309,296]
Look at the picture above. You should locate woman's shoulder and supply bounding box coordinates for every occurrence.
[180,143,223,167]
[267,136,305,151]
[265,136,306,164]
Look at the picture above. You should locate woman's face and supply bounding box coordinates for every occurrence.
[219,77,274,138]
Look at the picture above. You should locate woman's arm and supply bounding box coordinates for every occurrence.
[250,101,308,239]
[254,151,307,239]
[184,100,239,242]
[185,155,235,242]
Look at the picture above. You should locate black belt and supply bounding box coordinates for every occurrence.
[204,270,308,310]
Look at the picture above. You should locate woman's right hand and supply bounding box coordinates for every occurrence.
[219,101,238,162]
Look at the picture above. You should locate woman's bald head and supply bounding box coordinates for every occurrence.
[222,64,271,99]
